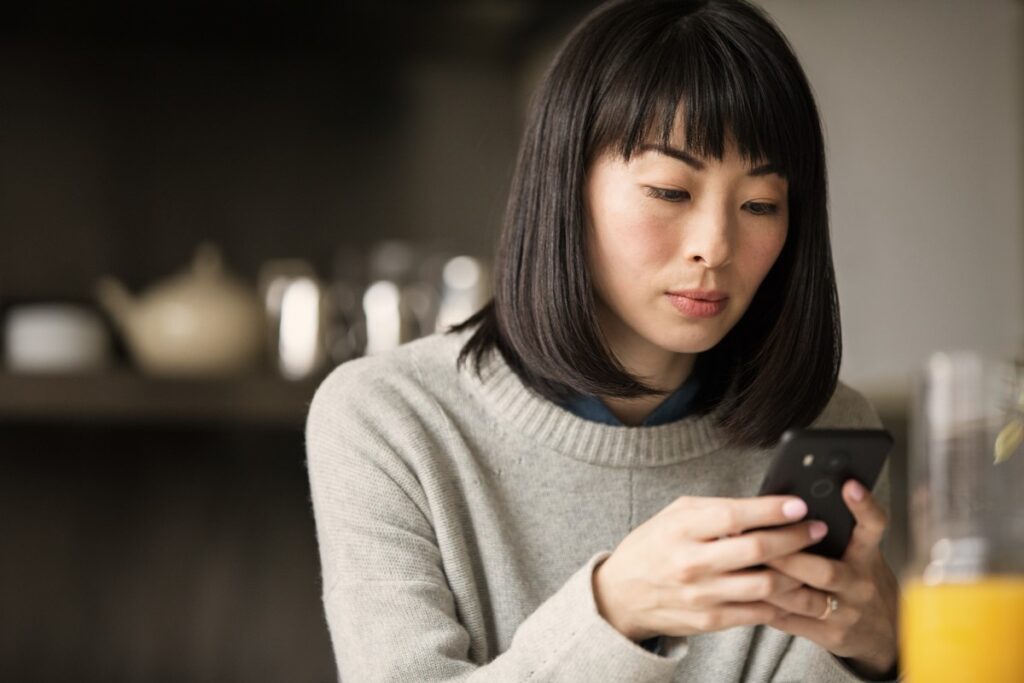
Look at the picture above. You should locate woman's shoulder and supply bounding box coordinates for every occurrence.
[304,333,471,505]
[307,330,468,423]
[809,380,884,430]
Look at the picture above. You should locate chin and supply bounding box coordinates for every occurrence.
[642,325,724,355]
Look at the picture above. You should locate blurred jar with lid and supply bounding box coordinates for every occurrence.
[324,245,369,366]
[259,259,331,381]
[361,240,423,356]
[435,255,490,333]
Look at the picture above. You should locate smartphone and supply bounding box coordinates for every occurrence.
[750,428,893,563]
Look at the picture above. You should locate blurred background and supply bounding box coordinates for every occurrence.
[0,0,1020,680]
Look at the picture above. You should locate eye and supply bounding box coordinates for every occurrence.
[644,187,690,203]
[745,201,780,216]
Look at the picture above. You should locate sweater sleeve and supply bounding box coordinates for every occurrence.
[781,647,901,683]
[304,362,688,682]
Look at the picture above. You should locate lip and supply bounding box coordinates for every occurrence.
[665,293,728,318]
[665,289,728,302]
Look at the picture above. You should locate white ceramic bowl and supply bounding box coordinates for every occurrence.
[4,304,112,372]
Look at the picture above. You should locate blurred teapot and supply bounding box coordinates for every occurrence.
[95,242,265,377]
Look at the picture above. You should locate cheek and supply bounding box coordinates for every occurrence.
[737,229,787,295]
[591,206,676,282]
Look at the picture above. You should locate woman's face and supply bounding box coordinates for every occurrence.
[584,132,789,367]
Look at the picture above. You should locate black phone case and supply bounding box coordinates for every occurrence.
[752,428,893,562]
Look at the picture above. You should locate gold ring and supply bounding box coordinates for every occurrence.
[819,594,839,619]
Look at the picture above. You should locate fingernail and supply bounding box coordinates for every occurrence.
[848,481,865,502]
[810,521,828,540]
[782,499,807,520]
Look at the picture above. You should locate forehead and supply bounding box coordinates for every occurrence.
[641,107,771,167]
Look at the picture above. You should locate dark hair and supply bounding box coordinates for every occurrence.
[449,0,840,450]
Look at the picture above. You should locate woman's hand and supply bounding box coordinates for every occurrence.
[763,480,900,678]
[592,494,828,641]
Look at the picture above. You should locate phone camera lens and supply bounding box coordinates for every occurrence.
[810,479,834,498]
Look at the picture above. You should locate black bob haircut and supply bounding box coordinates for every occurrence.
[450,0,841,450]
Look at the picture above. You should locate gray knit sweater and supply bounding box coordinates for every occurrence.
[305,326,899,682]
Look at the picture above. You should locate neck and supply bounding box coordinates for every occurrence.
[600,357,694,425]
[596,307,697,426]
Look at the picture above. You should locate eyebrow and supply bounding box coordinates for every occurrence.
[638,143,781,177]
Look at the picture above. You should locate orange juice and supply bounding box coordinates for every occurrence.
[901,576,1024,682]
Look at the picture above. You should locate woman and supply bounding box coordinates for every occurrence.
[305,0,902,680]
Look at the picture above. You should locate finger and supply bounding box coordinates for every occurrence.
[667,495,735,512]
[841,479,888,561]
[768,610,837,647]
[763,585,831,619]
[765,551,852,593]
[678,495,809,540]
[677,569,803,608]
[666,602,781,634]
[696,520,827,574]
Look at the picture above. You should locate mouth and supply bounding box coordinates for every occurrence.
[665,289,729,302]
[665,292,729,318]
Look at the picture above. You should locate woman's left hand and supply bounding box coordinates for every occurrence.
[762,479,900,678]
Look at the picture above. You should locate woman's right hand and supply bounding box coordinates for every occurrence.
[592,494,827,641]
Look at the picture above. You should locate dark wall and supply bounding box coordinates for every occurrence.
[0,41,496,302]
[1,1,596,303]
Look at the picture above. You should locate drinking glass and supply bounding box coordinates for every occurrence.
[901,351,1024,682]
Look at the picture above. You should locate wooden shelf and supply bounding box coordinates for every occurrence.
[0,368,325,429]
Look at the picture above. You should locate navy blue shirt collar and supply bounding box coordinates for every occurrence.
[557,367,702,427]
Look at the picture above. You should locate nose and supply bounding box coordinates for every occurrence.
[681,201,734,269]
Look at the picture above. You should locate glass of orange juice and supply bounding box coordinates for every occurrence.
[902,351,1024,682]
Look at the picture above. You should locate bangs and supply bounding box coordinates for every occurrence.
[588,9,813,180]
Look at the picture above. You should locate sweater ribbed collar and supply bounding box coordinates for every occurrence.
[457,332,730,468]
